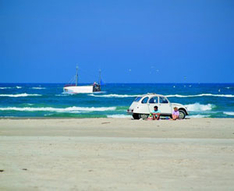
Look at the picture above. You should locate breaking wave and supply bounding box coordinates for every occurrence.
[31,87,46,90]
[107,114,131,118]
[189,114,210,118]
[166,94,234,98]
[89,94,139,98]
[0,106,116,113]
[0,93,41,97]
[223,112,234,116]
[90,93,234,98]
[0,87,11,89]
[185,103,215,112]
[0,86,22,89]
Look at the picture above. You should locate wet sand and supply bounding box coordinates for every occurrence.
[0,118,234,190]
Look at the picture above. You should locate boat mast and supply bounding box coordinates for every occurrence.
[76,66,78,86]
[99,69,101,85]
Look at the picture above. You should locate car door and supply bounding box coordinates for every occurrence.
[139,96,151,114]
[159,96,172,114]
[148,96,159,113]
[133,96,150,114]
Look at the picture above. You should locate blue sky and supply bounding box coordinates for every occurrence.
[0,0,234,83]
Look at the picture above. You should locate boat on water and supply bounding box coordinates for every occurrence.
[63,66,101,94]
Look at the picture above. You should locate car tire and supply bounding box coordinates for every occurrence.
[132,113,140,120]
[178,110,186,119]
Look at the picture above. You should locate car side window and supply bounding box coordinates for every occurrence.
[149,96,158,104]
[159,97,168,104]
[141,97,149,104]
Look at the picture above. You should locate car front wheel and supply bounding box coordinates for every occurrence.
[132,113,140,120]
[179,110,186,119]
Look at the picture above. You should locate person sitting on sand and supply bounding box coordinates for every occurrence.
[172,107,180,120]
[152,106,161,120]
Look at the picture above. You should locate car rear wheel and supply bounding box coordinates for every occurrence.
[179,110,186,119]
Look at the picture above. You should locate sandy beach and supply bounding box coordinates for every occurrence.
[0,118,234,190]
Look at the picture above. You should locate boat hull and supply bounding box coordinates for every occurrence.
[63,85,100,94]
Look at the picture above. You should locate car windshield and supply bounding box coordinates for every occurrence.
[134,97,142,102]
[141,97,149,104]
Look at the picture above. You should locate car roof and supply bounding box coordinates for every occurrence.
[141,93,166,97]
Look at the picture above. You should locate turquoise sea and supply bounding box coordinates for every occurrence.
[0,83,234,118]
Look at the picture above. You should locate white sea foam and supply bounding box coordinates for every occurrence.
[223,112,234,116]
[90,93,234,98]
[31,87,46,90]
[189,114,210,118]
[0,87,12,89]
[56,94,69,97]
[107,114,132,118]
[0,93,41,97]
[89,94,139,98]
[185,103,215,112]
[92,91,106,94]
[0,106,116,113]
[0,86,23,89]
[166,94,234,98]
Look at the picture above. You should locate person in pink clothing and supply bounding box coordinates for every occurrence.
[172,107,180,120]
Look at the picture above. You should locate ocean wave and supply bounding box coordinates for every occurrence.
[189,114,210,118]
[58,92,78,96]
[31,87,46,90]
[90,93,234,98]
[223,112,234,116]
[0,106,116,113]
[0,86,22,89]
[0,93,41,97]
[0,87,12,89]
[185,103,215,111]
[56,94,69,97]
[107,114,132,118]
[95,91,107,94]
[89,94,139,98]
[166,94,234,98]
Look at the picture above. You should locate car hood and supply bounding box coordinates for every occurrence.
[128,101,139,110]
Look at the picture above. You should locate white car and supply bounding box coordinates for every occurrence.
[127,93,189,119]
